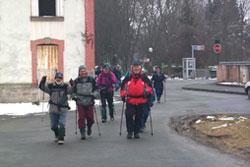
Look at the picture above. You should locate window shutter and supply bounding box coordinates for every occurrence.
[31,0,39,16]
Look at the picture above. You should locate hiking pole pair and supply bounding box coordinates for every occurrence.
[94,105,101,136]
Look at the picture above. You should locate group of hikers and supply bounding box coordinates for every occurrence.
[39,61,166,145]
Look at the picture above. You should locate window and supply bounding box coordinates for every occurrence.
[31,0,64,21]
[39,0,56,16]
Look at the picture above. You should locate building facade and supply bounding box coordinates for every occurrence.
[0,0,95,102]
[0,0,95,85]
[217,61,250,84]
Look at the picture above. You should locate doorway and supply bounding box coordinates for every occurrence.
[37,45,59,82]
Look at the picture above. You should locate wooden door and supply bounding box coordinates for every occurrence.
[37,45,59,82]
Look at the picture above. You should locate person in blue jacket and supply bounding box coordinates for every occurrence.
[151,66,166,103]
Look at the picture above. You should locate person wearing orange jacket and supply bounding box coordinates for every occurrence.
[120,60,153,139]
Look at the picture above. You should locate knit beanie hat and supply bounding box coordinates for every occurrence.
[55,72,63,79]
[79,65,87,74]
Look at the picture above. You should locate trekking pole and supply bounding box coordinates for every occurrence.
[163,81,166,103]
[119,100,125,136]
[94,105,101,136]
[41,92,45,122]
[38,69,46,122]
[75,104,78,135]
[149,110,154,136]
[119,84,128,136]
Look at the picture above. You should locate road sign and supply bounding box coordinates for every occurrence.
[191,45,205,58]
[213,44,222,54]
[192,45,205,51]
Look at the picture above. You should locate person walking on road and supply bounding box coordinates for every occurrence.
[71,65,99,140]
[39,72,72,145]
[120,60,153,139]
[113,64,123,91]
[96,63,117,123]
[151,66,166,103]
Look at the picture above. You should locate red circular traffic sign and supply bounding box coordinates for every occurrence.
[213,44,222,54]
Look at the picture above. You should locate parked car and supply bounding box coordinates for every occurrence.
[244,81,250,99]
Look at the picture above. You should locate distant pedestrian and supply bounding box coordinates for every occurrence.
[97,63,117,122]
[113,64,123,91]
[70,65,99,140]
[151,66,166,103]
[120,60,153,139]
[95,63,104,79]
[39,72,72,145]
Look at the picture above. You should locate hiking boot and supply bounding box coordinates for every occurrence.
[81,132,86,140]
[87,127,92,136]
[57,138,64,145]
[134,133,140,139]
[127,132,132,139]
[80,128,86,140]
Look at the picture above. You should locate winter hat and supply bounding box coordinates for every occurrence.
[132,59,142,66]
[155,66,161,70]
[55,72,63,79]
[78,65,87,76]
[103,63,110,70]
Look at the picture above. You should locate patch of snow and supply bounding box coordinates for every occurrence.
[212,123,228,130]
[239,116,247,120]
[218,117,235,121]
[195,119,202,124]
[219,82,244,86]
[0,99,122,116]
[206,116,215,120]
[0,102,49,116]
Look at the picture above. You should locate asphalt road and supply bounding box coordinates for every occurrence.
[0,80,249,167]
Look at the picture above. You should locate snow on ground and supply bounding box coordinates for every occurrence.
[219,82,244,87]
[0,100,122,116]
[211,123,228,130]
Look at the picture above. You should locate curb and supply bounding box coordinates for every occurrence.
[182,87,245,95]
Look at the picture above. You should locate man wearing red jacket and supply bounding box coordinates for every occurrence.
[120,60,153,139]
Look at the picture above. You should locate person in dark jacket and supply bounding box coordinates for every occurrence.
[96,64,117,122]
[120,61,153,139]
[151,66,166,103]
[71,65,99,140]
[39,72,73,145]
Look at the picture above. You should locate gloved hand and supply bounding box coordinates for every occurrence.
[69,79,74,86]
[121,96,126,102]
[72,96,78,101]
[144,91,151,98]
[41,76,47,83]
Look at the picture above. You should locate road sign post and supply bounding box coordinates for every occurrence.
[213,43,222,64]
